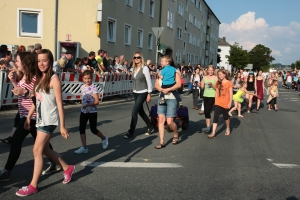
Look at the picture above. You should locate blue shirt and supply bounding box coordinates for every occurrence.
[161,65,176,85]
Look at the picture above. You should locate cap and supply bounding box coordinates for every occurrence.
[65,51,73,55]
[249,71,254,74]
[34,43,42,50]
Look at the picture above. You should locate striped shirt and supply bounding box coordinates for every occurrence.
[17,76,36,118]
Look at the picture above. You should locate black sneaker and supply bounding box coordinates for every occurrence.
[123,132,133,139]
[0,168,11,182]
[145,126,155,135]
[41,163,61,176]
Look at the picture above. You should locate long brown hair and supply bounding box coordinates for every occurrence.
[35,49,54,94]
[18,52,36,84]
[217,69,229,97]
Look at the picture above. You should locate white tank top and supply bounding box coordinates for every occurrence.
[35,75,59,127]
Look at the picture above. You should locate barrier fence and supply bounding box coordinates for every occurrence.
[0,71,190,108]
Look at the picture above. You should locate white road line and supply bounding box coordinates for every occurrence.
[272,163,300,168]
[289,100,298,101]
[290,98,299,99]
[81,161,183,168]
[266,158,274,162]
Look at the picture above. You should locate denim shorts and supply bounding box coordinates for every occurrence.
[37,125,57,134]
[157,99,177,117]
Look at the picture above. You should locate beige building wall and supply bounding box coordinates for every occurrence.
[101,0,160,63]
[0,0,102,59]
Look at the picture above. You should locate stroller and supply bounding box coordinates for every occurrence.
[147,103,189,132]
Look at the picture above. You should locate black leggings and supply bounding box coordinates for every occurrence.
[268,97,277,108]
[203,97,215,119]
[79,112,99,134]
[213,105,230,123]
[192,89,199,107]
[5,117,54,171]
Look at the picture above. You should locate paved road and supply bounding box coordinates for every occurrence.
[1,88,300,199]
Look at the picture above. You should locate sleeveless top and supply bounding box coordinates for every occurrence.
[203,79,216,97]
[235,89,245,99]
[35,75,59,127]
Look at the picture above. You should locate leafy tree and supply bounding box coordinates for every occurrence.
[248,44,275,71]
[226,42,249,69]
[290,60,300,70]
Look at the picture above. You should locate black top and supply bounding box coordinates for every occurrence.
[247,81,255,91]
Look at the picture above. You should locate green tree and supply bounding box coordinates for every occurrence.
[248,44,275,71]
[226,42,249,69]
[290,60,300,70]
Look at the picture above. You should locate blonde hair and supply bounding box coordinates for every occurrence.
[146,59,152,66]
[27,45,34,53]
[132,52,145,72]
[57,57,68,68]
[161,55,172,64]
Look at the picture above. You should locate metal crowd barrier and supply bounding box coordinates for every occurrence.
[0,71,190,108]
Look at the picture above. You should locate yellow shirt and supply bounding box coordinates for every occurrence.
[95,55,103,66]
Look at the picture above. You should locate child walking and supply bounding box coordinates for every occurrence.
[228,82,259,118]
[74,70,108,154]
[159,55,183,107]
[267,80,279,111]
[16,49,74,197]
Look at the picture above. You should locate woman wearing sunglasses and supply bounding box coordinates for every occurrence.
[124,52,155,139]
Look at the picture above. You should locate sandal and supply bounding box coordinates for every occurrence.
[0,136,12,144]
[172,137,179,144]
[225,129,230,136]
[155,143,165,149]
[207,134,215,138]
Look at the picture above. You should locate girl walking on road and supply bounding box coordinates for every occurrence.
[267,80,279,111]
[190,67,201,110]
[208,69,233,138]
[228,82,259,118]
[245,72,256,113]
[16,49,75,197]
[74,70,108,154]
[124,52,154,139]
[255,70,265,111]
[200,65,218,133]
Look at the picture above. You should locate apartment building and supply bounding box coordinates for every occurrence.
[0,0,219,66]
[160,0,220,66]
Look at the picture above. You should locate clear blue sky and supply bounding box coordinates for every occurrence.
[205,0,300,64]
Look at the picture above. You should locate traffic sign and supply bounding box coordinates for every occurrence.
[151,27,164,38]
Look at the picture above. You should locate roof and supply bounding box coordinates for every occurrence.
[203,0,221,24]
[218,37,231,46]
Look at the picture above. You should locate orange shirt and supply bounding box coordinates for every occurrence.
[215,80,233,109]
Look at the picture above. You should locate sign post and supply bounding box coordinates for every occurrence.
[151,27,164,66]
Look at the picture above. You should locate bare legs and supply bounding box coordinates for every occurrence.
[228,101,243,117]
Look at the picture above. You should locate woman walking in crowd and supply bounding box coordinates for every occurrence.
[201,65,218,133]
[16,49,75,197]
[198,69,205,115]
[208,69,233,138]
[229,81,259,118]
[255,70,265,111]
[231,72,242,94]
[0,52,58,182]
[190,67,201,110]
[277,71,283,89]
[74,70,108,154]
[154,64,182,149]
[267,72,275,94]
[267,80,279,111]
[245,72,256,113]
[124,52,154,139]
[286,72,292,89]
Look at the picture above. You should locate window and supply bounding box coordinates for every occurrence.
[124,24,132,45]
[167,9,174,29]
[178,2,184,16]
[126,0,133,7]
[137,29,143,48]
[148,33,153,50]
[175,51,181,63]
[138,0,145,13]
[18,8,43,38]
[107,18,116,43]
[185,20,187,30]
[150,1,155,18]
[183,42,186,55]
[177,27,182,40]
[188,33,192,44]
[189,13,193,23]
[186,0,189,12]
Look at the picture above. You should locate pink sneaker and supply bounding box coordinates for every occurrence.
[16,185,38,197]
[63,165,75,184]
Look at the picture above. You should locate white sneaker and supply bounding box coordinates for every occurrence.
[74,146,88,154]
[102,136,109,150]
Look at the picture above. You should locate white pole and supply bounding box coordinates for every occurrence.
[156,30,159,66]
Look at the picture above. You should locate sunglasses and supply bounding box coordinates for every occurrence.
[133,56,141,59]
